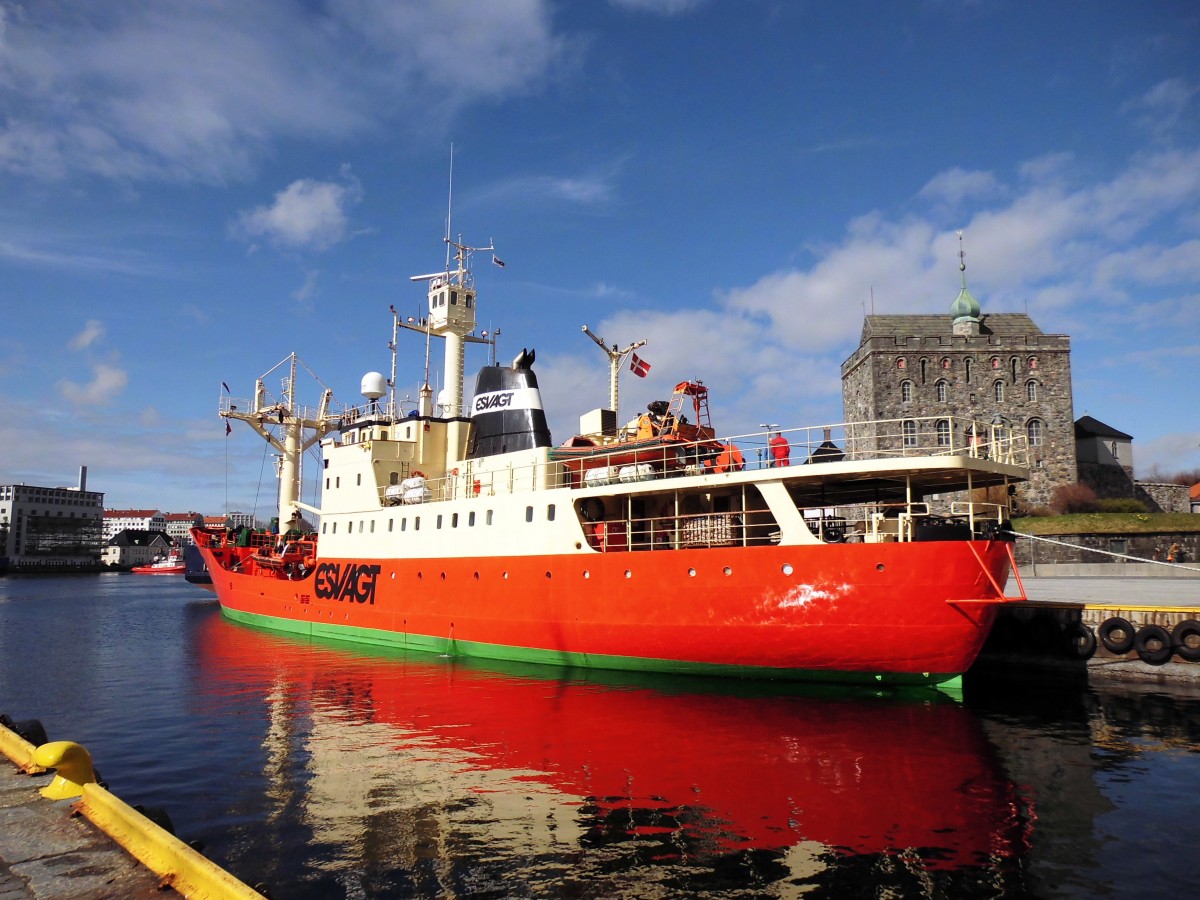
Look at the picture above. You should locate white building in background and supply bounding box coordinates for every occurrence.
[103,509,166,543]
[0,467,105,571]
[164,512,203,547]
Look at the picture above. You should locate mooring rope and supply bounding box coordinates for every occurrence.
[1013,531,1197,570]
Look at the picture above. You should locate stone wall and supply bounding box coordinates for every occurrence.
[1013,531,1197,567]
[1137,482,1190,514]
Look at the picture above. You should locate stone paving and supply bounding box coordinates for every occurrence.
[0,761,172,900]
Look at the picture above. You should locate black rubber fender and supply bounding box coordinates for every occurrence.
[1065,622,1097,660]
[0,715,49,747]
[1099,616,1136,654]
[1133,624,1173,666]
[1171,619,1200,663]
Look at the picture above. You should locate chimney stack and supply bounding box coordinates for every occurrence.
[78,465,88,492]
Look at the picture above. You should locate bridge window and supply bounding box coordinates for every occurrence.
[902,420,917,447]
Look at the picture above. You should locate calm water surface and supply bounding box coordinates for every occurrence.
[2,574,1198,898]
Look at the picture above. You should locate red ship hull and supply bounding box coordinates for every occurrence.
[196,537,1013,685]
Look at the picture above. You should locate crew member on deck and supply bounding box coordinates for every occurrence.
[769,432,791,467]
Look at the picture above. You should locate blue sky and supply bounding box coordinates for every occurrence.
[2,0,1197,517]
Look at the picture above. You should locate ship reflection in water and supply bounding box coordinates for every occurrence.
[193,615,1032,897]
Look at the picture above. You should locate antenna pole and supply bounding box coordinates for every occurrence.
[445,145,454,269]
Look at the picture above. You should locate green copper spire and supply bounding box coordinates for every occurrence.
[950,231,980,323]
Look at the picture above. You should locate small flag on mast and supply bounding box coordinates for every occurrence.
[225,421,232,436]
[630,353,651,378]
[221,382,230,393]
[492,255,506,268]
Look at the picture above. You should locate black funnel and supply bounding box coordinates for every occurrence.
[467,351,552,458]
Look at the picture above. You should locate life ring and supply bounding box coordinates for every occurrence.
[1133,624,1172,666]
[1170,619,1200,663]
[411,470,426,479]
[1099,616,1135,654]
[1064,622,1097,660]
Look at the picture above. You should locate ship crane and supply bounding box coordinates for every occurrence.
[220,352,340,529]
[581,325,646,426]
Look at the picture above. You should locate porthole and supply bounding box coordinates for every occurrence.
[440,572,446,581]
[473,572,480,580]
[782,563,793,576]
[688,567,697,577]
[723,566,732,576]
[624,569,632,579]
[545,571,552,579]
[876,563,885,572]
[503,571,509,579]
[583,570,591,579]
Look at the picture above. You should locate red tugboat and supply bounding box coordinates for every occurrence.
[131,550,186,575]
[194,228,1029,689]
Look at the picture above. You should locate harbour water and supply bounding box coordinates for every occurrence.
[2,574,1198,898]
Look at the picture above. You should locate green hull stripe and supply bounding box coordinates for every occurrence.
[220,606,963,691]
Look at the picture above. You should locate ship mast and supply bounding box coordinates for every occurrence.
[220,352,338,528]
[581,325,646,425]
[403,158,499,470]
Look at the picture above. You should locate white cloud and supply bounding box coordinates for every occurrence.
[58,363,129,406]
[233,172,363,252]
[542,144,1200,444]
[1123,78,1197,141]
[477,169,620,209]
[67,319,105,350]
[608,0,708,14]
[917,167,1003,206]
[0,1,567,184]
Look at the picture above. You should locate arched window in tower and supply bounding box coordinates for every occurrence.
[936,380,948,402]
[902,420,917,448]
[935,419,951,446]
[1011,357,1018,383]
[901,380,913,403]
[940,357,951,370]
[919,358,927,384]
[1027,418,1044,446]
[991,357,1000,370]
[1026,380,1038,402]
[994,381,1005,402]
[964,358,972,383]
[897,358,906,370]
[1028,357,1038,370]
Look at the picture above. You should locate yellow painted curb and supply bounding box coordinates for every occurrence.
[0,722,46,774]
[77,782,263,899]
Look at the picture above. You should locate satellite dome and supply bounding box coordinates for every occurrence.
[361,372,387,400]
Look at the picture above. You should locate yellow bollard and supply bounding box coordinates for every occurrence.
[33,741,98,800]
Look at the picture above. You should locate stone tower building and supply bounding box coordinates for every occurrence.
[839,246,1075,509]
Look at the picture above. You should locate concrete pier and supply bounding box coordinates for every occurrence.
[974,573,1200,685]
[0,761,172,899]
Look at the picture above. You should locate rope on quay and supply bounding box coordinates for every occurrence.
[1013,531,1198,570]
